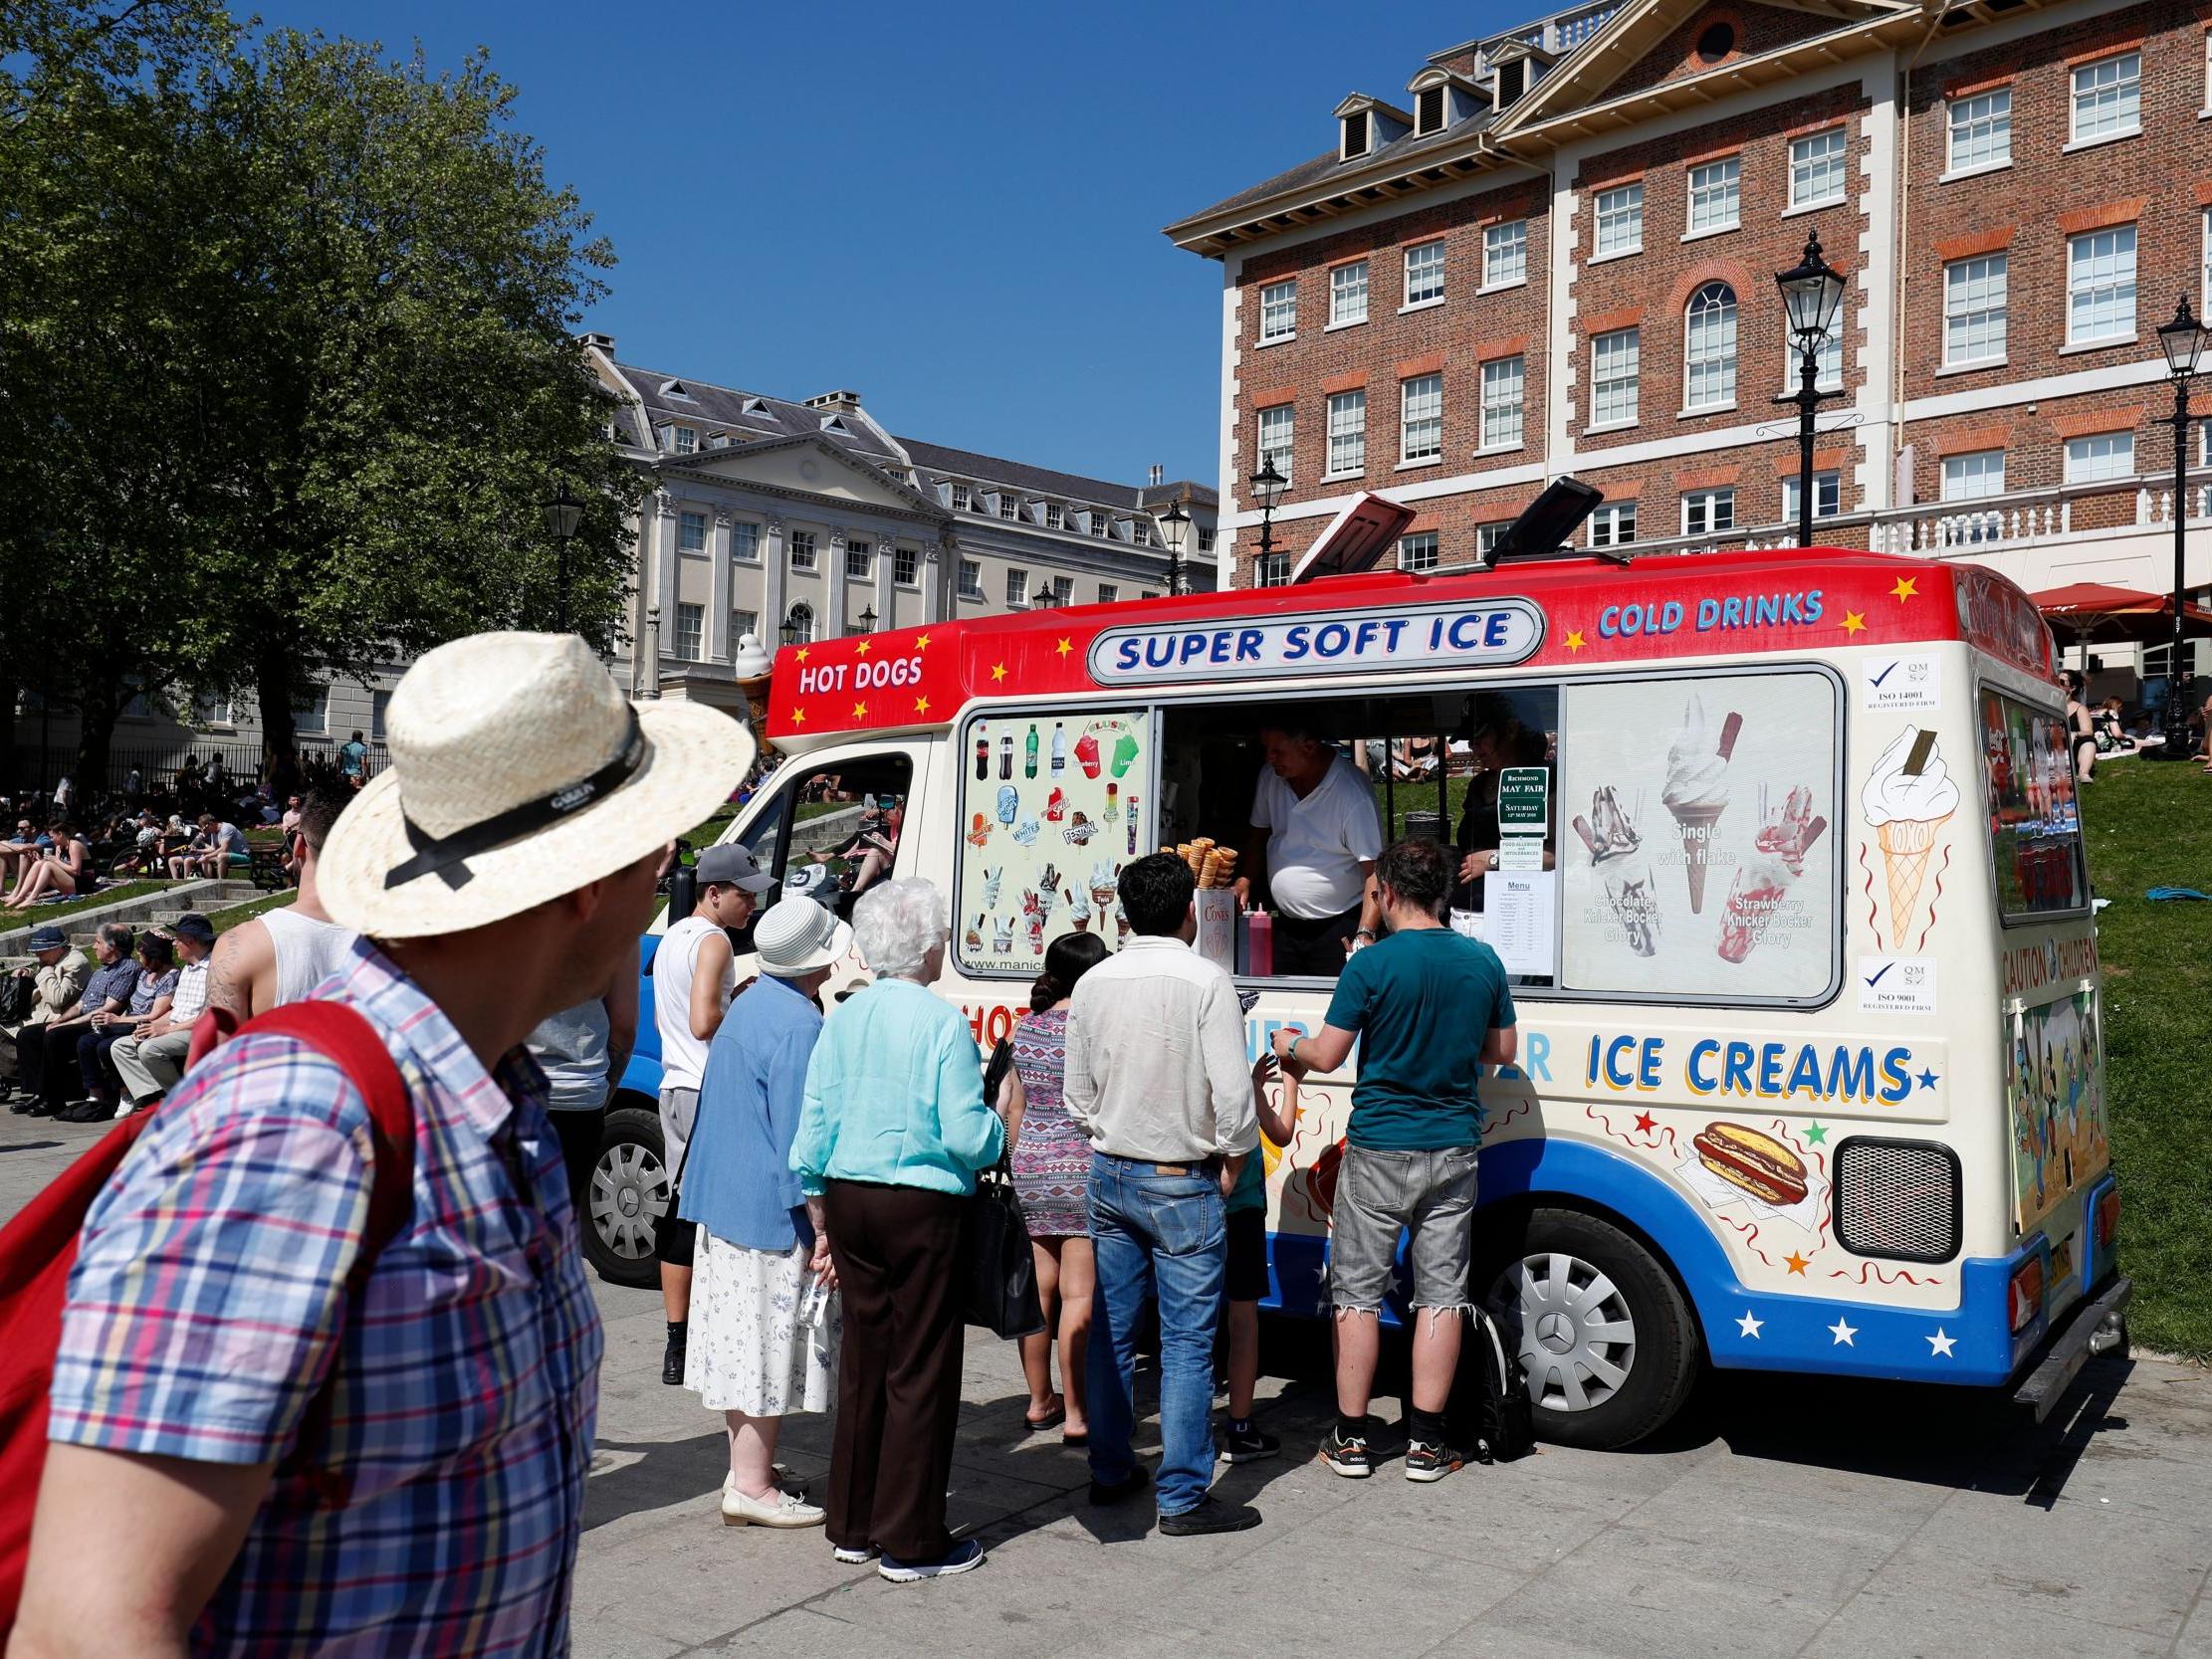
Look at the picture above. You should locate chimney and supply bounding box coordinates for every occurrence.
[577,330,615,353]
[805,389,864,415]
[1149,464,1165,487]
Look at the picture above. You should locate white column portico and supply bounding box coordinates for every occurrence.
[763,516,787,645]
[708,508,734,663]
[828,527,850,637]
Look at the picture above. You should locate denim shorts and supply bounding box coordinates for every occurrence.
[1327,1144,1479,1314]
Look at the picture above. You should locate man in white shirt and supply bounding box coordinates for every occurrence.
[1232,724,1385,975]
[111,912,216,1111]
[1064,853,1260,1539]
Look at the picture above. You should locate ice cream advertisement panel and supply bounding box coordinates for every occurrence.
[1559,672,1839,999]
[955,708,1151,973]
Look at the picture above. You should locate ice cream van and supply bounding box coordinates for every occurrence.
[622,527,2125,1450]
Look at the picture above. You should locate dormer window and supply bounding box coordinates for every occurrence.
[659,378,694,400]
[820,414,850,435]
[1495,59,1526,108]
[996,492,1020,520]
[672,426,698,456]
[949,483,972,511]
[1341,109,1370,159]
[742,396,772,417]
[1416,85,1445,135]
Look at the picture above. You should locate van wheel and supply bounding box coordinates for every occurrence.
[1476,1206,1698,1450]
[582,1103,667,1290]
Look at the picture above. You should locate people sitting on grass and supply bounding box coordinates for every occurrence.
[4,818,94,911]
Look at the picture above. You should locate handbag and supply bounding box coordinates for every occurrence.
[963,1150,1044,1340]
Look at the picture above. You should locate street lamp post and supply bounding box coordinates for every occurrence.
[1774,233,1848,550]
[1249,458,1287,586]
[542,485,584,630]
[2156,295,2208,756]
[858,605,878,634]
[778,608,802,647]
[1159,500,1190,596]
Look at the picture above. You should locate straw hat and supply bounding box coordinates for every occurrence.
[753,896,854,976]
[319,632,754,939]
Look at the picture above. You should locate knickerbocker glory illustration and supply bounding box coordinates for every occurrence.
[1561,673,1838,999]
[959,711,1148,971]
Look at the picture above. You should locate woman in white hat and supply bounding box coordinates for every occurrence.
[675,898,853,1530]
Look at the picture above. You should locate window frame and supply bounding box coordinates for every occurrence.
[893,545,921,588]
[1942,253,2008,368]
[731,519,762,563]
[677,509,709,554]
[1681,486,1736,536]
[1259,278,1298,342]
[1478,355,1526,452]
[1685,156,1741,237]
[1781,470,1842,523]
[1005,568,1029,607]
[1590,326,1641,429]
[787,528,819,571]
[1399,530,1440,571]
[1481,219,1528,290]
[1325,388,1368,477]
[843,539,873,582]
[2068,51,2142,146]
[1400,372,1443,463]
[1787,127,1849,211]
[1944,87,2012,175]
[1594,182,1644,259]
[1588,501,1638,547]
[957,558,984,601]
[2066,225,2138,347]
[1403,240,1446,309]
[2063,431,2135,485]
[1328,261,1370,327]
[673,602,705,662]
[1940,449,2006,502]
[1257,405,1295,484]
[1683,282,1739,412]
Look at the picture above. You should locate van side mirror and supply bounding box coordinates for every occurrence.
[666,863,697,924]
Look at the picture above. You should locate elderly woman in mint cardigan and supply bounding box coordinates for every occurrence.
[789,878,1004,1585]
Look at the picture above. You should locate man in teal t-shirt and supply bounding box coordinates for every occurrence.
[1271,837,1517,1483]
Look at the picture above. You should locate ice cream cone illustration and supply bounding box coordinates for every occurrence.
[1660,695,1743,914]
[1068,887,1091,931]
[1862,728,1959,948]
[1575,786,1659,956]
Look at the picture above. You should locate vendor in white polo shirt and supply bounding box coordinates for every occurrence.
[1231,723,1385,976]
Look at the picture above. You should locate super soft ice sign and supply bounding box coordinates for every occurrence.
[1089,599,1545,685]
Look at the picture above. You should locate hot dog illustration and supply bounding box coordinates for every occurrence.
[1692,1121,1809,1208]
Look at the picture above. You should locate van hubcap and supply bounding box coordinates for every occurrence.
[1487,1251,1638,1413]
[590,1142,668,1261]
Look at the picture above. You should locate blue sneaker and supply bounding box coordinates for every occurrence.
[877,1537,987,1582]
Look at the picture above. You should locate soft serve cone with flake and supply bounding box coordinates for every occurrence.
[1660,694,1743,914]
[1863,728,1959,948]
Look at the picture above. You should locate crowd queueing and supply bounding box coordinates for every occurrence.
[7,631,1518,1656]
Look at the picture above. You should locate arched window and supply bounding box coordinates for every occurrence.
[1684,282,1738,411]
[785,602,815,646]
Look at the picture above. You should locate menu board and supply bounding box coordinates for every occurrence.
[1558,673,1838,1000]
[955,709,1151,973]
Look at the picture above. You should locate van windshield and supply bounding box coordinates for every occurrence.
[1978,687,2089,918]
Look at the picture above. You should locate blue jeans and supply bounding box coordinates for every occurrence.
[1085,1153,1226,1518]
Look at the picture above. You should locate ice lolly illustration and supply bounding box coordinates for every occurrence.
[1717,787,1827,964]
[1012,817,1040,847]
[1574,786,1659,957]
[1075,729,1102,779]
[1125,795,1140,855]
[1103,781,1119,823]
[1862,727,1959,948]
[1045,786,1066,822]
[1110,727,1142,778]
[1660,694,1743,914]
[966,813,992,850]
[1063,811,1095,845]
[995,784,1018,825]
[1068,887,1092,931]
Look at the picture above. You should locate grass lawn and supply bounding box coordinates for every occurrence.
[2082,754,2212,1362]
[203,890,300,933]
[2,881,172,926]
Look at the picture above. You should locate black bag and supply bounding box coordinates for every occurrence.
[1453,1307,1538,1463]
[962,1153,1044,1340]
[0,976,32,1029]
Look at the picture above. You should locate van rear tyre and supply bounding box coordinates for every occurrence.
[1476,1206,1699,1450]
[582,1102,669,1290]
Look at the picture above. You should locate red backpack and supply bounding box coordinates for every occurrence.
[0,1001,412,1637]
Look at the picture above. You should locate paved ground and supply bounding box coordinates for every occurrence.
[7,1112,2210,1658]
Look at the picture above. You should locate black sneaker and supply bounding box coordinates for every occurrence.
[1219,1422,1280,1464]
[1159,1496,1262,1537]
[1088,1466,1152,1506]
[1404,1440,1465,1484]
[1319,1425,1372,1479]
[661,1329,687,1386]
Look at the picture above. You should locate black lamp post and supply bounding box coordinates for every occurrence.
[1033,586,1058,610]
[1159,500,1190,596]
[542,485,584,629]
[858,604,878,634]
[2156,295,2208,756]
[1774,233,1848,549]
[1249,458,1287,585]
[778,608,801,647]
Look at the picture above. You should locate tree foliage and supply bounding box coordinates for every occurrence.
[1,7,637,790]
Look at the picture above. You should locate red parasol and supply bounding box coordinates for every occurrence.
[2028,582,2212,668]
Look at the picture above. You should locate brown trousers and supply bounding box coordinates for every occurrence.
[821,1179,967,1561]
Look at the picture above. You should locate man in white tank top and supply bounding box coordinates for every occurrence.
[205,791,358,1022]
[649,842,774,1384]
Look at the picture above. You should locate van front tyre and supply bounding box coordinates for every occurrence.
[1477,1206,1698,1450]
[581,1103,670,1290]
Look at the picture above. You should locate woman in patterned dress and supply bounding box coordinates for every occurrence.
[999,930,1110,1441]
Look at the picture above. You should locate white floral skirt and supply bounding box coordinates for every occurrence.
[683,1228,841,1417]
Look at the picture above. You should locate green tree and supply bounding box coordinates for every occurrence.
[184,30,639,784]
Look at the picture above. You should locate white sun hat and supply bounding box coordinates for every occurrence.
[319,631,754,939]
[752,895,855,977]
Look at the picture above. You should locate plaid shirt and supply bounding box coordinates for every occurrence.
[53,938,604,1656]
[166,956,210,1024]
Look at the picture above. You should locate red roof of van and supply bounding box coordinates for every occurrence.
[764,547,2051,746]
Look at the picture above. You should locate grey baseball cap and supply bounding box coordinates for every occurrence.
[695,843,776,894]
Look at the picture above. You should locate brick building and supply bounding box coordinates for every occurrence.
[1169,0,2212,676]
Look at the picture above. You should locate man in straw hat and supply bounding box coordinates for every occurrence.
[15,632,751,1658]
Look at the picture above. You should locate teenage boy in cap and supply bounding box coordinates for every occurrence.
[15,632,751,1658]
[108,911,217,1113]
[650,840,775,1383]
[4,923,90,1111]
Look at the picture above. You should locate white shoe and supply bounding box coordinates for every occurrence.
[721,1479,825,1529]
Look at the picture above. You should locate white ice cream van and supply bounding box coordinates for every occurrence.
[644,536,2123,1450]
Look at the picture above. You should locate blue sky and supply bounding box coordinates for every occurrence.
[257,0,1524,491]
